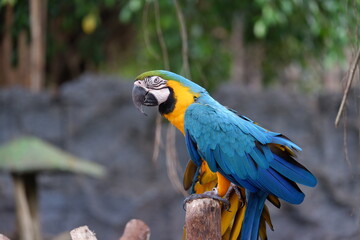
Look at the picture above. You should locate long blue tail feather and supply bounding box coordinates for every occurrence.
[241,191,268,240]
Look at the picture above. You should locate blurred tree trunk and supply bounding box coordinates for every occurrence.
[13,174,33,240]
[29,0,47,92]
[230,16,245,85]
[0,4,31,88]
[231,15,263,90]
[0,4,15,86]
[24,174,41,240]
[18,31,31,88]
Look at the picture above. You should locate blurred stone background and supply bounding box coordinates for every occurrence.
[0,74,359,240]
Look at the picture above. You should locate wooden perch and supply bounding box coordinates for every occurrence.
[119,219,150,240]
[185,198,221,240]
[70,226,97,240]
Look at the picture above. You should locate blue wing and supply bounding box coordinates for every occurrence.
[184,100,317,204]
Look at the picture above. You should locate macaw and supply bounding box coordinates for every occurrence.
[132,70,317,240]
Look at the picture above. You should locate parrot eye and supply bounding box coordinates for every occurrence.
[145,76,167,89]
[154,77,160,84]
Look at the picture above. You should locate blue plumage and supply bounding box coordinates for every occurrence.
[183,92,317,240]
[185,130,202,166]
[136,70,317,240]
[184,94,317,197]
[242,191,268,240]
[270,154,317,187]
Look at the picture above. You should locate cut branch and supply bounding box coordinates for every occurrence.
[119,219,151,240]
[185,198,221,240]
[0,234,10,240]
[70,226,97,240]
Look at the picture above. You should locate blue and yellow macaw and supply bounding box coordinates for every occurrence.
[132,70,317,240]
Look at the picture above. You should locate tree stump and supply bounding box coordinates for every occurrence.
[119,219,150,240]
[0,234,10,240]
[185,198,221,240]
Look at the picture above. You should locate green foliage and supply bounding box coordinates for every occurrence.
[46,0,118,64]
[251,0,359,84]
[0,1,30,66]
[0,0,122,82]
[0,0,16,7]
[119,0,143,23]
[120,0,359,89]
[1,0,358,89]
[120,0,235,91]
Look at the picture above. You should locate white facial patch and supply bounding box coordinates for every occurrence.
[150,88,170,104]
[134,80,147,89]
[144,76,167,89]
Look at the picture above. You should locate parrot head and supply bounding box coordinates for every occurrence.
[132,70,206,115]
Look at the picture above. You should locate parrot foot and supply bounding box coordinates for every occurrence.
[224,183,246,208]
[183,190,230,211]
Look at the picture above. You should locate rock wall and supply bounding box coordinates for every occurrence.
[0,74,359,240]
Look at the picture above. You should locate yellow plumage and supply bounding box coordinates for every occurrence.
[162,80,199,134]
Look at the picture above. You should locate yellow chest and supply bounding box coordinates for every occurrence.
[163,80,198,135]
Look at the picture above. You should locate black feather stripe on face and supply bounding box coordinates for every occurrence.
[159,87,176,115]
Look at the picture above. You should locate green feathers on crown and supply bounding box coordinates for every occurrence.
[136,70,206,94]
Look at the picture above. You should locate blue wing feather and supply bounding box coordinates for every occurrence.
[249,147,270,169]
[184,97,316,204]
[270,154,317,187]
[185,129,202,166]
[271,135,302,151]
[255,168,305,204]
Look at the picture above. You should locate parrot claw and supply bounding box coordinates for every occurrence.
[183,191,230,211]
[224,183,246,208]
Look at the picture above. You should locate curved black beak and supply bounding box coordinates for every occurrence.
[132,85,158,115]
